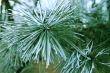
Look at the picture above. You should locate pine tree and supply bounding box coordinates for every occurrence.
[0,0,110,73]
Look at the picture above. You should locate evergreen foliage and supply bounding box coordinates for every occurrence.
[0,0,110,73]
